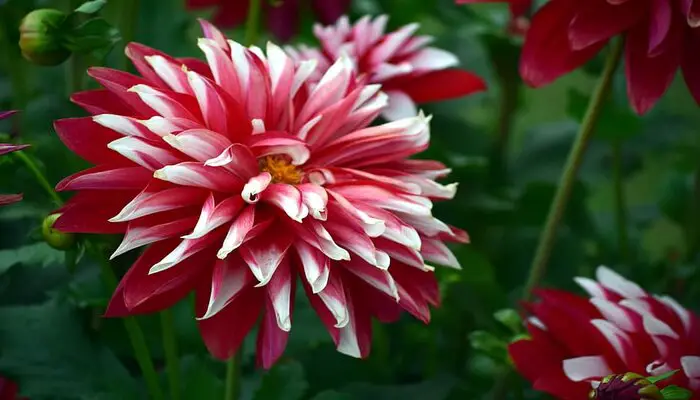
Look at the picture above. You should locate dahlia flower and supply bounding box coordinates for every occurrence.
[286,15,486,120]
[0,111,29,206]
[186,0,349,42]
[509,266,700,399]
[53,20,467,367]
[520,0,700,114]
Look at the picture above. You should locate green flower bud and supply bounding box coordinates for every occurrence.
[589,373,663,400]
[42,213,75,250]
[19,9,71,66]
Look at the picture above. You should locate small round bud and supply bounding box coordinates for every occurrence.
[589,373,663,400]
[19,9,70,66]
[42,213,75,250]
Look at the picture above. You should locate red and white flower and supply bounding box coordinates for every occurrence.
[0,111,29,206]
[509,266,700,399]
[286,15,486,121]
[53,21,468,368]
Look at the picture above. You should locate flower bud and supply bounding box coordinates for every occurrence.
[42,213,75,250]
[589,373,663,400]
[19,9,70,66]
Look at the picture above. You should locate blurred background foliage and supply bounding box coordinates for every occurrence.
[0,0,699,398]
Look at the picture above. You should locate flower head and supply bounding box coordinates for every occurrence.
[520,0,700,114]
[54,20,468,368]
[509,266,700,399]
[287,15,486,120]
[589,373,663,400]
[0,111,29,206]
[187,0,350,42]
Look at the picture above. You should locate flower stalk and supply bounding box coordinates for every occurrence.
[224,353,242,400]
[161,310,181,400]
[523,38,624,300]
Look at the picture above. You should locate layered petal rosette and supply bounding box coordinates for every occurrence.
[509,266,700,399]
[287,15,486,120]
[519,0,700,114]
[187,0,349,42]
[53,22,468,368]
[0,111,29,206]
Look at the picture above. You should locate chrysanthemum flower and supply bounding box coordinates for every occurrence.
[53,21,467,367]
[286,15,486,120]
[186,0,349,42]
[0,111,29,206]
[519,0,700,114]
[509,266,700,399]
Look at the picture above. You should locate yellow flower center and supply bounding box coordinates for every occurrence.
[259,155,303,184]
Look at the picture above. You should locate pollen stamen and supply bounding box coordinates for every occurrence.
[259,155,303,184]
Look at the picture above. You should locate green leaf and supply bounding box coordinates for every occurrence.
[493,309,522,334]
[62,18,120,56]
[74,0,107,14]
[469,330,508,361]
[0,242,63,275]
[181,355,224,400]
[253,360,308,400]
[647,369,679,384]
[661,385,693,400]
[311,391,353,400]
[0,302,138,399]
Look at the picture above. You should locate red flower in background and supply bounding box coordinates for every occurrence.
[0,111,29,206]
[509,266,700,399]
[520,0,700,114]
[187,0,350,41]
[0,376,25,400]
[287,15,486,120]
[53,21,467,368]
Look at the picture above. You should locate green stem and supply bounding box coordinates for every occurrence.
[66,54,85,95]
[161,310,181,400]
[119,0,139,71]
[243,0,262,46]
[16,149,164,400]
[89,244,165,400]
[224,353,242,400]
[522,39,624,301]
[612,140,630,264]
[13,150,63,206]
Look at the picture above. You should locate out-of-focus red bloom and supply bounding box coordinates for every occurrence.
[509,266,700,399]
[0,111,29,206]
[54,20,468,368]
[519,0,700,114]
[286,15,486,120]
[186,0,350,42]
[0,376,25,400]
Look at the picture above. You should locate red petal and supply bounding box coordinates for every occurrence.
[87,68,158,118]
[625,15,683,114]
[256,294,292,369]
[54,190,137,233]
[387,69,486,104]
[197,284,263,360]
[520,0,605,86]
[682,27,700,105]
[54,118,124,165]
[71,90,133,115]
[0,194,23,206]
[568,0,644,50]
[56,165,151,192]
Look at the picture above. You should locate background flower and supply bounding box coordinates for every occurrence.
[0,111,29,206]
[519,0,700,114]
[53,21,466,368]
[0,376,25,400]
[186,0,350,41]
[287,15,486,120]
[509,266,700,399]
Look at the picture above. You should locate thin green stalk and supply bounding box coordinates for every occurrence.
[17,149,164,400]
[89,244,165,400]
[243,0,262,46]
[13,150,63,206]
[522,39,624,301]
[161,310,181,400]
[224,353,242,400]
[612,140,630,264]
